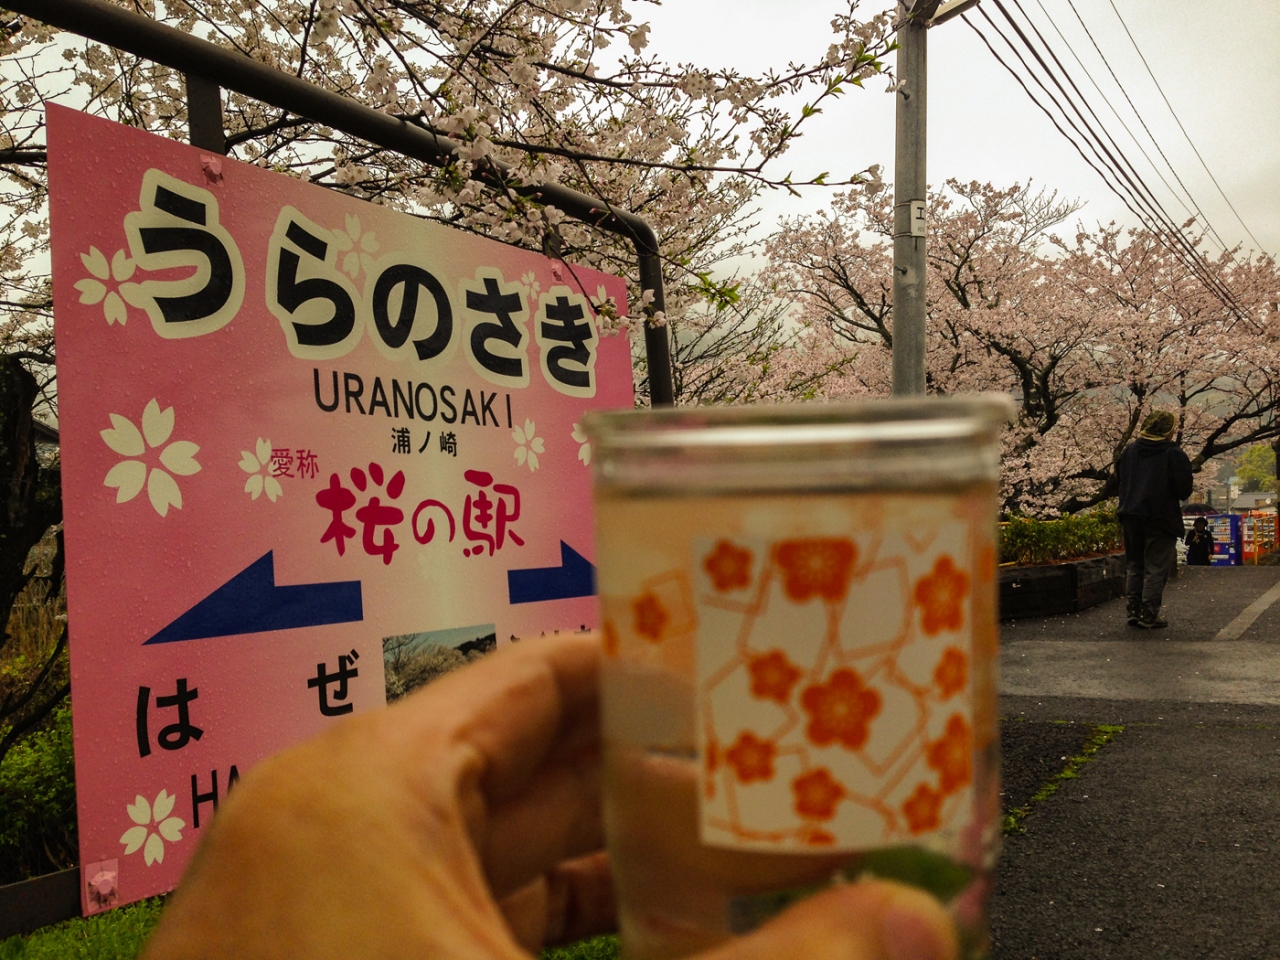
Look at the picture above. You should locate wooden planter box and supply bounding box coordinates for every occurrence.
[998,552,1126,620]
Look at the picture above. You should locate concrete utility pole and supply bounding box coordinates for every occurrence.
[891,0,978,396]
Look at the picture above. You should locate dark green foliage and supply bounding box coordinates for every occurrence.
[0,897,164,959]
[999,507,1122,566]
[0,702,77,885]
[542,935,621,960]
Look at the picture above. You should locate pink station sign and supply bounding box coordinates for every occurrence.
[46,105,633,913]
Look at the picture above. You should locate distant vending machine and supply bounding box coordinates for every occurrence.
[1206,514,1242,565]
[1242,513,1277,564]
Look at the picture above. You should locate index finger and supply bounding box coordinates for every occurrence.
[399,630,602,804]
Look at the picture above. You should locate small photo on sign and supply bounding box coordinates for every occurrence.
[382,624,497,702]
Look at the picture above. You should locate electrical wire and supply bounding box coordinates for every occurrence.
[1039,0,1229,256]
[963,3,1249,321]
[1106,0,1265,254]
[998,0,1242,310]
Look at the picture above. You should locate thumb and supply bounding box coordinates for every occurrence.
[697,880,957,960]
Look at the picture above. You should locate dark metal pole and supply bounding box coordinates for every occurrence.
[14,0,675,405]
[184,73,226,154]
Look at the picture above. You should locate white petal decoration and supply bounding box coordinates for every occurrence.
[120,825,148,854]
[111,249,136,281]
[524,418,536,439]
[153,790,175,821]
[104,460,146,503]
[160,441,201,476]
[127,795,152,826]
[360,231,379,253]
[512,426,527,445]
[531,437,545,454]
[578,444,591,465]
[158,817,185,843]
[239,452,259,473]
[75,278,107,305]
[147,468,183,517]
[527,450,540,472]
[342,251,359,277]
[144,832,165,866]
[265,476,283,502]
[103,292,128,326]
[571,423,586,443]
[81,246,109,279]
[101,415,145,456]
[256,437,271,466]
[245,474,264,499]
[514,446,527,466]
[346,213,361,239]
[119,282,148,308]
[141,400,175,448]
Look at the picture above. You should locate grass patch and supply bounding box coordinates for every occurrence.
[542,935,621,960]
[1,900,616,960]
[0,897,164,959]
[1002,723,1124,835]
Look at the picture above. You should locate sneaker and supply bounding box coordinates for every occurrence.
[1126,601,1143,627]
[1137,607,1168,629]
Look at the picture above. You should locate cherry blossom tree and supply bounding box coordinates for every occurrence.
[762,178,1280,515]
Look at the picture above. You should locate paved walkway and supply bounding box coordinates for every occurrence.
[992,565,1280,959]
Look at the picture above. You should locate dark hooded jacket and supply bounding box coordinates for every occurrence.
[1117,438,1194,537]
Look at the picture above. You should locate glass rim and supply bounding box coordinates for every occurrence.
[583,393,1015,451]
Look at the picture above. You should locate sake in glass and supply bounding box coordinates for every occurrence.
[584,396,1013,960]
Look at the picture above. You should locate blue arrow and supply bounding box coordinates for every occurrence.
[507,541,596,604]
[144,551,363,644]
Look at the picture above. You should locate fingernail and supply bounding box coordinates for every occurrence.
[880,903,949,960]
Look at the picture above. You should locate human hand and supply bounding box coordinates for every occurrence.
[141,632,956,960]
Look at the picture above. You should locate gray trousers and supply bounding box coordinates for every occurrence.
[1122,517,1177,612]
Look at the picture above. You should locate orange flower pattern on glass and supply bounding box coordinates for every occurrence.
[933,647,967,698]
[725,731,777,784]
[602,620,619,658]
[633,591,668,643]
[803,828,837,847]
[793,768,846,820]
[926,714,972,794]
[902,783,943,834]
[747,650,803,704]
[692,520,983,849]
[914,555,970,635]
[773,538,858,603]
[703,540,753,592]
[800,668,882,750]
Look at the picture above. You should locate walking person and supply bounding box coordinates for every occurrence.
[1184,516,1213,566]
[1118,410,1194,628]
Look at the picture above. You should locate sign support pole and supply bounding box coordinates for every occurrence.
[12,0,675,405]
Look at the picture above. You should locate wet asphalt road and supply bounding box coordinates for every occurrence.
[992,565,1280,960]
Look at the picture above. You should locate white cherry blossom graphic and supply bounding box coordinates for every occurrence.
[239,437,284,502]
[75,246,143,325]
[513,418,544,472]
[119,790,185,866]
[101,399,201,517]
[571,422,591,465]
[332,213,379,279]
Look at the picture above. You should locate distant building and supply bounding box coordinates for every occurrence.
[1230,491,1277,514]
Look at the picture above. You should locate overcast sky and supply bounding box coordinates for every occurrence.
[642,0,1280,260]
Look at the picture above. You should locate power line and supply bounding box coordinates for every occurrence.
[999,0,1240,309]
[1106,0,1265,253]
[964,3,1248,321]
[1038,0,1230,256]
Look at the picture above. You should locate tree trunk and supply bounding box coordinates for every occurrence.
[0,355,61,652]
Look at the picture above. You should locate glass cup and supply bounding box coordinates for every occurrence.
[584,396,1013,960]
